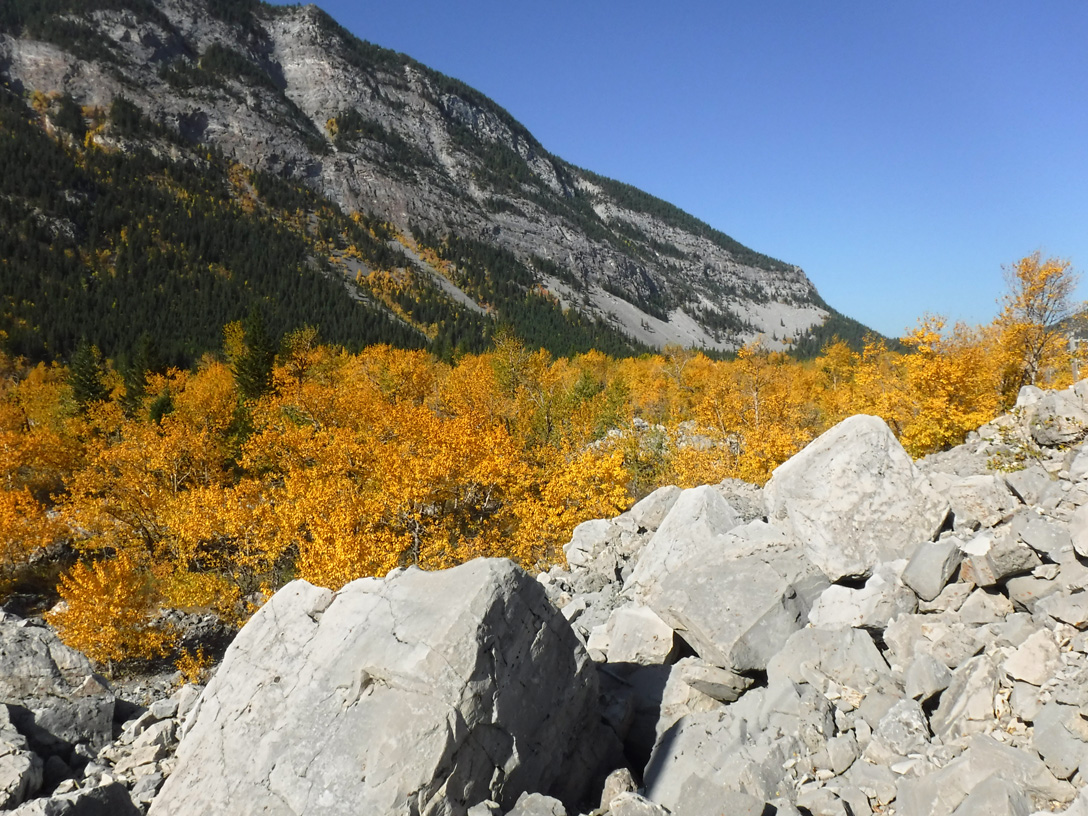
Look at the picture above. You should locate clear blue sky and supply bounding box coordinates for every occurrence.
[271,1,1088,338]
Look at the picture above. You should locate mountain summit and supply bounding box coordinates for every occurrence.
[1,0,857,359]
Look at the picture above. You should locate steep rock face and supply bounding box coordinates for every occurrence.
[149,559,610,816]
[0,0,831,351]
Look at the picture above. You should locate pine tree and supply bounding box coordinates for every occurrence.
[68,339,109,410]
[231,309,278,400]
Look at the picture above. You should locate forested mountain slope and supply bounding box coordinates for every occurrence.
[0,0,867,363]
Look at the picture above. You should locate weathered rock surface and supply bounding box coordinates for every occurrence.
[764,415,949,580]
[150,559,609,816]
[0,614,114,757]
[7,781,142,815]
[807,560,916,630]
[901,538,963,601]
[0,704,42,810]
[628,494,827,671]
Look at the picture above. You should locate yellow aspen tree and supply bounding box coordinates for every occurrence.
[512,443,629,569]
[898,317,1003,457]
[674,344,816,486]
[0,488,65,596]
[996,252,1082,400]
[815,340,861,426]
[47,551,174,670]
[850,337,911,434]
[439,353,509,424]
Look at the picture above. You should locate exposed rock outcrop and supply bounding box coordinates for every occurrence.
[764,414,949,580]
[0,614,114,760]
[150,559,613,816]
[0,0,832,352]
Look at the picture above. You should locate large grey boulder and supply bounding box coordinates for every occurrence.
[807,561,916,630]
[901,538,963,602]
[1039,591,1088,629]
[150,560,608,816]
[619,485,682,533]
[944,779,1031,816]
[947,475,1020,530]
[1003,464,1054,507]
[764,415,949,580]
[628,507,827,672]
[1002,629,1060,686]
[1016,513,1070,560]
[674,657,752,704]
[606,791,670,816]
[624,485,741,591]
[930,655,999,739]
[601,604,676,665]
[562,519,623,586]
[766,627,898,718]
[861,699,930,765]
[1021,387,1088,447]
[0,613,114,757]
[1032,702,1088,779]
[643,695,796,815]
[506,792,566,816]
[958,528,1041,587]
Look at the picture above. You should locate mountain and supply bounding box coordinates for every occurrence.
[0,0,863,363]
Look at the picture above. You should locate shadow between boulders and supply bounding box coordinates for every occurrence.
[7,704,75,761]
[598,661,669,776]
[598,652,770,781]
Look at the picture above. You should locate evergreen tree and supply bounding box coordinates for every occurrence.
[68,339,108,410]
[232,309,278,400]
[120,332,160,418]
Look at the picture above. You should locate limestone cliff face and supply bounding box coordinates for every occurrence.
[0,0,830,350]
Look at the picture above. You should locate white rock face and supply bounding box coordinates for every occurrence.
[807,561,916,630]
[948,474,1020,529]
[624,486,741,591]
[895,735,1072,815]
[1003,629,1060,686]
[150,560,606,816]
[764,415,949,580]
[604,604,676,665]
[1022,389,1088,446]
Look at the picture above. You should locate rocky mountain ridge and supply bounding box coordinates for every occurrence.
[9,383,1088,813]
[0,0,855,352]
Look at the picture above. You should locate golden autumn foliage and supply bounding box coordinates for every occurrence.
[896,318,1005,457]
[1,252,1082,666]
[45,551,173,669]
[175,646,213,685]
[996,252,1082,399]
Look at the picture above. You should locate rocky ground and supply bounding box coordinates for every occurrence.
[7,381,1088,814]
